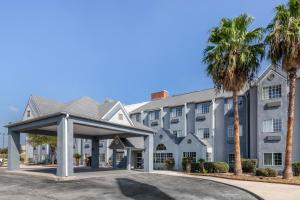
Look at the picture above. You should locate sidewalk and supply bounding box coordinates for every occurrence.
[153,170,300,200]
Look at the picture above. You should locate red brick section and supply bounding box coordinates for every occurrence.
[151,90,169,100]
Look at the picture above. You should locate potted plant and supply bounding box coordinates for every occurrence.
[165,158,175,170]
[199,159,206,173]
[73,153,81,166]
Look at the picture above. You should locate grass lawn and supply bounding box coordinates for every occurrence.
[190,172,300,185]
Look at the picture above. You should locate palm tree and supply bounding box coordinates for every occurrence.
[266,0,300,179]
[203,14,264,175]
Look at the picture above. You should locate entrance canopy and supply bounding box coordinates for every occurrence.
[5,96,154,177]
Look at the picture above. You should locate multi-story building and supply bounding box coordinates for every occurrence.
[25,65,300,172]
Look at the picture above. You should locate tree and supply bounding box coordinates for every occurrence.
[203,14,264,175]
[27,134,57,164]
[265,0,300,179]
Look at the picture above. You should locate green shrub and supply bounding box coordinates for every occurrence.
[165,159,175,170]
[242,159,257,173]
[198,159,206,173]
[204,162,229,173]
[292,163,300,176]
[182,157,193,171]
[255,168,277,177]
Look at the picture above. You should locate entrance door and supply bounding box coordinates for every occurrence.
[135,152,143,169]
[116,152,124,167]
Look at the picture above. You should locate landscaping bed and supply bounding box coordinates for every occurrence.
[189,172,300,185]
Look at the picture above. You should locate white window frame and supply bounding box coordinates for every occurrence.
[263,153,282,166]
[197,128,210,139]
[262,119,282,133]
[173,130,183,137]
[228,153,235,164]
[183,152,196,161]
[171,107,182,118]
[197,102,210,114]
[262,85,282,100]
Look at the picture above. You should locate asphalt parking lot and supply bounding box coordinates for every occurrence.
[0,168,258,200]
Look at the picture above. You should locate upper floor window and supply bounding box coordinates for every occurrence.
[263,118,282,133]
[262,85,281,100]
[149,110,159,120]
[135,114,140,122]
[171,107,182,118]
[173,130,184,137]
[27,110,31,117]
[118,113,123,120]
[197,128,210,139]
[196,102,210,114]
[227,125,243,137]
[156,144,167,151]
[227,98,233,110]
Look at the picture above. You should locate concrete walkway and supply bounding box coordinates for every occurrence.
[153,170,300,200]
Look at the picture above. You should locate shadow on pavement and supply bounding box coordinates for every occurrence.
[116,178,175,200]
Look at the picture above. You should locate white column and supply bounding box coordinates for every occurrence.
[56,116,74,177]
[127,148,132,170]
[144,135,153,172]
[211,99,216,161]
[7,129,20,171]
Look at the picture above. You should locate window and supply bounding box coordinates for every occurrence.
[100,153,105,162]
[238,97,243,108]
[263,119,282,133]
[149,110,159,120]
[228,153,235,164]
[197,102,210,114]
[84,144,90,149]
[173,130,184,137]
[156,144,167,151]
[227,125,243,137]
[118,113,123,120]
[206,152,212,162]
[197,128,210,139]
[135,114,140,122]
[171,107,182,118]
[99,141,104,148]
[154,153,173,163]
[27,110,31,117]
[262,85,281,100]
[183,152,196,161]
[264,153,282,166]
[227,98,233,111]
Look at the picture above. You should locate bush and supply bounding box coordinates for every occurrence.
[204,162,229,173]
[255,168,277,177]
[165,159,175,170]
[198,159,206,173]
[242,159,257,173]
[292,163,300,176]
[182,157,193,171]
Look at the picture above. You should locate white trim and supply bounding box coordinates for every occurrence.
[101,101,120,119]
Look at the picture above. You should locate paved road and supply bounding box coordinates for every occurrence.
[0,169,258,200]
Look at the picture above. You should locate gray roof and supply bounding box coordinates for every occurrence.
[27,95,153,132]
[130,87,246,114]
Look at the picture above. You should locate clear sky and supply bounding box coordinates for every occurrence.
[0,0,285,146]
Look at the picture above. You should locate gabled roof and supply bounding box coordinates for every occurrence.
[24,95,153,132]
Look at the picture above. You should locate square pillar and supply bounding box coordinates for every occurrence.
[127,148,132,170]
[57,117,74,177]
[91,137,100,169]
[8,129,20,171]
[144,135,153,172]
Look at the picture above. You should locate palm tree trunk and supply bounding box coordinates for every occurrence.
[233,91,242,175]
[283,70,297,179]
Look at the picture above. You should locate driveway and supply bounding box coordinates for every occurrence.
[0,168,258,200]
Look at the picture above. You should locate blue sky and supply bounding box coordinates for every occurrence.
[0,0,285,146]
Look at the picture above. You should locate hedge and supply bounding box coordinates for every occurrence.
[204,162,229,173]
[255,168,277,177]
[165,159,175,170]
[292,163,300,176]
[241,159,257,173]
